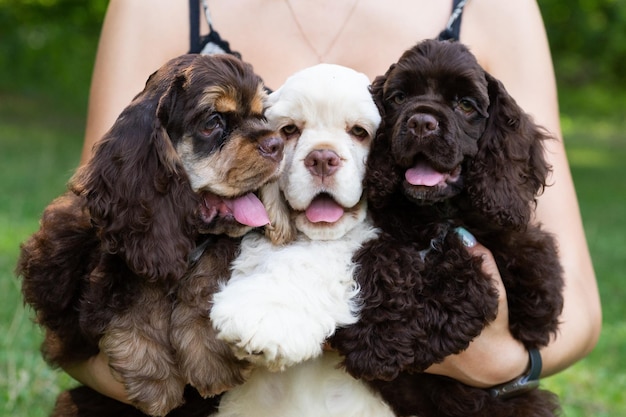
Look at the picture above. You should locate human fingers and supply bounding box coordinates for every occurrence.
[454,227,507,307]
[63,350,130,404]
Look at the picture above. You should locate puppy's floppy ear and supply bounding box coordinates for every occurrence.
[260,181,296,245]
[364,130,403,211]
[365,67,403,210]
[369,69,390,118]
[465,72,552,230]
[71,70,198,283]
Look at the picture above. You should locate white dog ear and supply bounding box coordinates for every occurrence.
[260,181,296,245]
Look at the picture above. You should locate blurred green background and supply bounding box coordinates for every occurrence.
[1,0,625,415]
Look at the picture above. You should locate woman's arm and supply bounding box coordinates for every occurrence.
[64,351,130,404]
[80,0,191,164]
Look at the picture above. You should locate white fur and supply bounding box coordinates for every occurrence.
[216,352,395,417]
[210,64,387,416]
[211,222,378,370]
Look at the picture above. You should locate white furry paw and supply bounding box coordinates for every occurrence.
[211,289,333,370]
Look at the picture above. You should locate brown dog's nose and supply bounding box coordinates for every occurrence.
[408,113,439,138]
[258,135,284,162]
[305,149,341,177]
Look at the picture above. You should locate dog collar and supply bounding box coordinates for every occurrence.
[188,236,213,266]
[488,348,542,399]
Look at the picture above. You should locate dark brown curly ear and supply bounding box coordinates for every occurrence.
[465,72,552,230]
[369,70,390,118]
[71,74,198,283]
[366,68,403,210]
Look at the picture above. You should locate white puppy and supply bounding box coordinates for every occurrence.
[210,64,392,417]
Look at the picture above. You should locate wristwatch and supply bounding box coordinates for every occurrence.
[488,348,542,399]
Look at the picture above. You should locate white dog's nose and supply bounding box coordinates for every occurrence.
[304,149,341,178]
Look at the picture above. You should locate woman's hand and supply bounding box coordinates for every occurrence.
[63,350,131,404]
[424,230,529,388]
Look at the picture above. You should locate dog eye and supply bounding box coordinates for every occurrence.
[200,114,224,136]
[456,98,476,114]
[389,92,407,105]
[349,125,368,140]
[280,124,300,140]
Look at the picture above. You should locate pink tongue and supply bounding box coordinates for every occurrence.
[305,195,344,223]
[405,160,446,186]
[224,193,270,227]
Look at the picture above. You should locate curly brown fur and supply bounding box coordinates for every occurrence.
[170,235,252,397]
[331,40,564,416]
[17,54,283,416]
[18,193,101,363]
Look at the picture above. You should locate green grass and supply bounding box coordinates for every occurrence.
[540,103,626,416]
[0,93,83,416]
[1,90,625,416]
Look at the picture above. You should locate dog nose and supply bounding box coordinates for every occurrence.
[408,113,439,138]
[258,135,284,162]
[304,149,341,178]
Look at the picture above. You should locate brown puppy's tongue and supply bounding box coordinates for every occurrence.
[405,160,446,186]
[305,195,344,223]
[223,193,270,227]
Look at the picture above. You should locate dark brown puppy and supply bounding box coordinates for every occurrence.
[17,54,283,416]
[331,39,563,417]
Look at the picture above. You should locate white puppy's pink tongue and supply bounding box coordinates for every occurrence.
[305,195,344,223]
[224,193,270,227]
[405,160,446,186]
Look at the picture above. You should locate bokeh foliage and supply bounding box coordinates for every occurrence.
[542,0,626,87]
[0,0,107,108]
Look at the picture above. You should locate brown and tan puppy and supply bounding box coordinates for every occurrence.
[17,54,283,416]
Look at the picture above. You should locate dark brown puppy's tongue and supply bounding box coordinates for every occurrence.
[305,195,344,223]
[405,160,446,186]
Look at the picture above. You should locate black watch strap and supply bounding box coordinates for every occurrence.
[489,348,542,399]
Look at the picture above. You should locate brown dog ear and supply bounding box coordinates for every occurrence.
[71,71,197,283]
[369,70,390,118]
[465,72,552,230]
[366,67,404,210]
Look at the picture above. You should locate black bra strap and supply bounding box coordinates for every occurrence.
[189,0,200,53]
[438,0,468,41]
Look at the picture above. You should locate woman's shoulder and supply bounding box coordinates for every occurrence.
[462,0,543,45]
[461,0,546,71]
[105,0,190,56]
